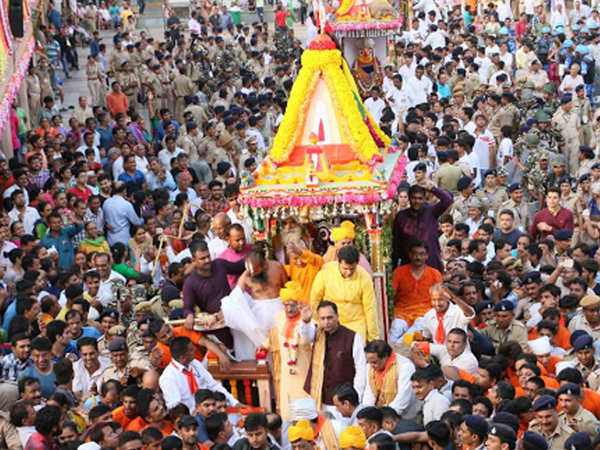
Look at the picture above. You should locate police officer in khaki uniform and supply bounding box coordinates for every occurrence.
[498,183,530,231]
[433,151,463,194]
[173,67,196,124]
[481,300,529,350]
[552,94,581,177]
[87,53,106,107]
[476,169,508,214]
[451,176,475,224]
[529,395,575,450]
[178,122,202,160]
[109,39,128,76]
[100,336,150,385]
[557,382,600,437]
[116,61,139,110]
[568,295,600,340]
[575,84,593,147]
[183,96,209,131]
[488,93,519,141]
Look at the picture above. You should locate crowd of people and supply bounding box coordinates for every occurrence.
[6,0,600,448]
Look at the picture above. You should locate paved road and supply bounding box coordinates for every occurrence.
[62,3,307,110]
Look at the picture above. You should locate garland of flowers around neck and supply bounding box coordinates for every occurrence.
[282,321,300,374]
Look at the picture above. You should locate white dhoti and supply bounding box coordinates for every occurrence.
[221,286,283,360]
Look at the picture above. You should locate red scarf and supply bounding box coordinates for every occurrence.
[435,312,445,344]
[174,362,198,394]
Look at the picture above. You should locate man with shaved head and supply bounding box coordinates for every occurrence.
[208,212,231,259]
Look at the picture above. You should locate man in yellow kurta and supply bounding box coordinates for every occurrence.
[323,221,373,276]
[267,281,313,421]
[285,241,324,302]
[310,245,380,342]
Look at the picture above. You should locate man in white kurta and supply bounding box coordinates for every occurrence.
[266,281,313,422]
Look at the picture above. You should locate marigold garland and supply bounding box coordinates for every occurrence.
[269,39,389,164]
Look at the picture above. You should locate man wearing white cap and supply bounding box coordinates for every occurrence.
[289,398,339,449]
[529,336,562,376]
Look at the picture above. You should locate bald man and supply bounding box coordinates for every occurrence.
[208,212,231,259]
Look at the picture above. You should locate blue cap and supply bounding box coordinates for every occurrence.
[590,22,599,30]
[542,26,551,33]
[582,27,590,33]
[561,93,573,104]
[562,39,574,47]
[572,25,580,31]
[564,432,592,450]
[488,423,517,445]
[557,382,581,397]
[508,183,521,193]
[570,330,590,347]
[522,271,542,285]
[492,412,519,433]
[463,415,488,435]
[554,229,573,241]
[494,300,514,312]
[576,44,589,54]
[499,27,508,35]
[475,301,493,314]
[574,334,594,350]
[457,176,473,191]
[532,395,557,411]
[522,431,548,450]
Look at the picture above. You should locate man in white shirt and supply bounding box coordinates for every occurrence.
[405,65,432,107]
[420,284,475,343]
[158,135,185,170]
[411,368,450,425]
[72,337,108,395]
[8,190,40,235]
[362,340,418,419]
[159,336,238,412]
[93,252,127,307]
[428,328,479,374]
[471,113,496,174]
[386,75,411,121]
[364,86,387,125]
[423,24,446,50]
[188,10,202,35]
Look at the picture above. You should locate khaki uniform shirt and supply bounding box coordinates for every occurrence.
[101,356,150,384]
[482,319,529,350]
[498,198,530,230]
[477,187,508,216]
[173,73,195,98]
[433,163,463,194]
[558,406,600,437]
[450,194,472,224]
[568,313,600,340]
[529,420,574,450]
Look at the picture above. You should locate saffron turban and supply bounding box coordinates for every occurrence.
[280,280,303,303]
[288,420,314,443]
[339,425,367,449]
[331,220,356,242]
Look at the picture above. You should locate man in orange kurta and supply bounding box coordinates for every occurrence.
[391,241,442,340]
[106,81,129,119]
